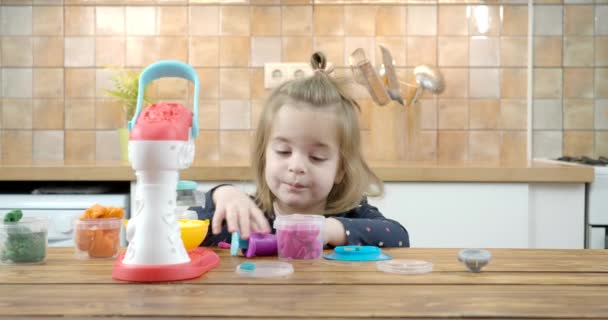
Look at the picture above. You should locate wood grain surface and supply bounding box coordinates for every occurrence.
[1,248,607,319]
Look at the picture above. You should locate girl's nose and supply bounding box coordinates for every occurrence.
[288,154,306,174]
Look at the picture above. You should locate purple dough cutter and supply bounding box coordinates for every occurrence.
[231,231,277,258]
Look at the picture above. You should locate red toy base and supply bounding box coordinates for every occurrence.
[112,247,220,282]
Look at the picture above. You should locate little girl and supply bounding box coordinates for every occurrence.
[195,52,409,248]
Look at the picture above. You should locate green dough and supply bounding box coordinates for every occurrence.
[1,210,46,263]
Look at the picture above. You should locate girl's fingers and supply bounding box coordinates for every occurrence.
[212,207,226,234]
[225,208,239,234]
[250,207,270,233]
[238,210,251,239]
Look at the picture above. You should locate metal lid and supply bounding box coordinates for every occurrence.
[458,248,492,272]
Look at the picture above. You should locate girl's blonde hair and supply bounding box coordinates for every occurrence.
[252,52,383,215]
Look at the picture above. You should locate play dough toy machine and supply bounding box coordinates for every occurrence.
[112,60,219,282]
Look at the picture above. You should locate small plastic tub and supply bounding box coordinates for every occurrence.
[0,217,48,265]
[274,214,325,260]
[74,218,121,259]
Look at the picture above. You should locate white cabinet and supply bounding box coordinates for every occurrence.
[133,181,585,249]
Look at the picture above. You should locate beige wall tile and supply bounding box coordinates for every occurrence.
[96,37,126,67]
[469,5,500,36]
[219,130,252,161]
[501,68,527,99]
[438,37,468,67]
[157,6,187,35]
[564,37,594,67]
[251,68,269,100]
[534,68,563,99]
[65,6,95,36]
[375,37,405,67]
[282,6,312,35]
[95,68,113,99]
[33,130,63,161]
[219,100,250,130]
[65,99,95,129]
[283,37,313,62]
[189,37,219,67]
[564,67,594,98]
[251,37,281,66]
[441,68,468,98]
[564,99,594,129]
[33,37,64,67]
[196,68,219,99]
[412,130,437,161]
[33,68,63,98]
[251,6,281,36]
[499,99,527,130]
[564,130,594,156]
[501,131,527,165]
[469,131,500,162]
[96,99,125,129]
[534,36,562,67]
[406,37,436,67]
[2,37,33,67]
[596,99,608,129]
[155,78,188,100]
[315,6,345,36]
[95,130,121,161]
[438,5,468,35]
[533,99,562,129]
[126,37,159,67]
[438,99,468,129]
[199,100,219,130]
[470,68,499,98]
[65,130,95,162]
[596,37,608,66]
[33,6,63,36]
[314,37,344,67]
[596,5,608,35]
[221,5,250,36]
[438,130,468,163]
[596,68,608,98]
[251,100,264,130]
[564,5,594,35]
[158,36,188,61]
[65,37,95,67]
[533,130,562,158]
[2,99,33,129]
[502,5,528,36]
[469,99,499,129]
[220,68,250,99]
[1,6,32,36]
[418,99,437,130]
[96,7,125,35]
[65,68,95,98]
[500,37,528,67]
[2,131,32,164]
[534,5,562,36]
[2,68,32,98]
[376,6,405,36]
[194,130,220,162]
[126,6,156,36]
[33,99,64,129]
[407,6,436,36]
[190,6,219,36]
[469,36,499,67]
[220,36,250,67]
[344,5,376,36]
[596,131,608,157]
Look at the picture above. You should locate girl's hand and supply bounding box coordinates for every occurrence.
[324,217,347,246]
[211,186,270,239]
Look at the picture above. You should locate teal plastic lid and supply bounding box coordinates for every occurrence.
[177,180,197,191]
[324,245,392,262]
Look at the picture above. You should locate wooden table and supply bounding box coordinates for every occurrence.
[1,248,608,319]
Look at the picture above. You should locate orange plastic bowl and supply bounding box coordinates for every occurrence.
[124,219,209,251]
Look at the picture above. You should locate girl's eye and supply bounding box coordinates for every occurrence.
[310,156,327,162]
[276,150,291,156]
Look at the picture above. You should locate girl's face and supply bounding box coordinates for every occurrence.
[265,104,342,215]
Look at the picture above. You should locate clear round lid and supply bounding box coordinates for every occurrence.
[235,261,294,278]
[376,259,433,274]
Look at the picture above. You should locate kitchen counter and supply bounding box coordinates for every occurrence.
[1,247,608,318]
[0,159,593,182]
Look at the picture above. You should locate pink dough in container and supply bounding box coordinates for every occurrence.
[274,214,325,260]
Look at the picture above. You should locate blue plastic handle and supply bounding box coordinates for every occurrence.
[128,60,200,138]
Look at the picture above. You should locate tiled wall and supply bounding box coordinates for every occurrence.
[0,0,605,165]
[532,4,608,159]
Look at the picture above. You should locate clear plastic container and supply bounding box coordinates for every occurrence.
[74,218,122,259]
[0,217,48,265]
[274,214,325,260]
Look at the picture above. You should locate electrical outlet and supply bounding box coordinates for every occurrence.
[264,63,315,89]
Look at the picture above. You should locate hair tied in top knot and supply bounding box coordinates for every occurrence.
[311,52,334,75]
